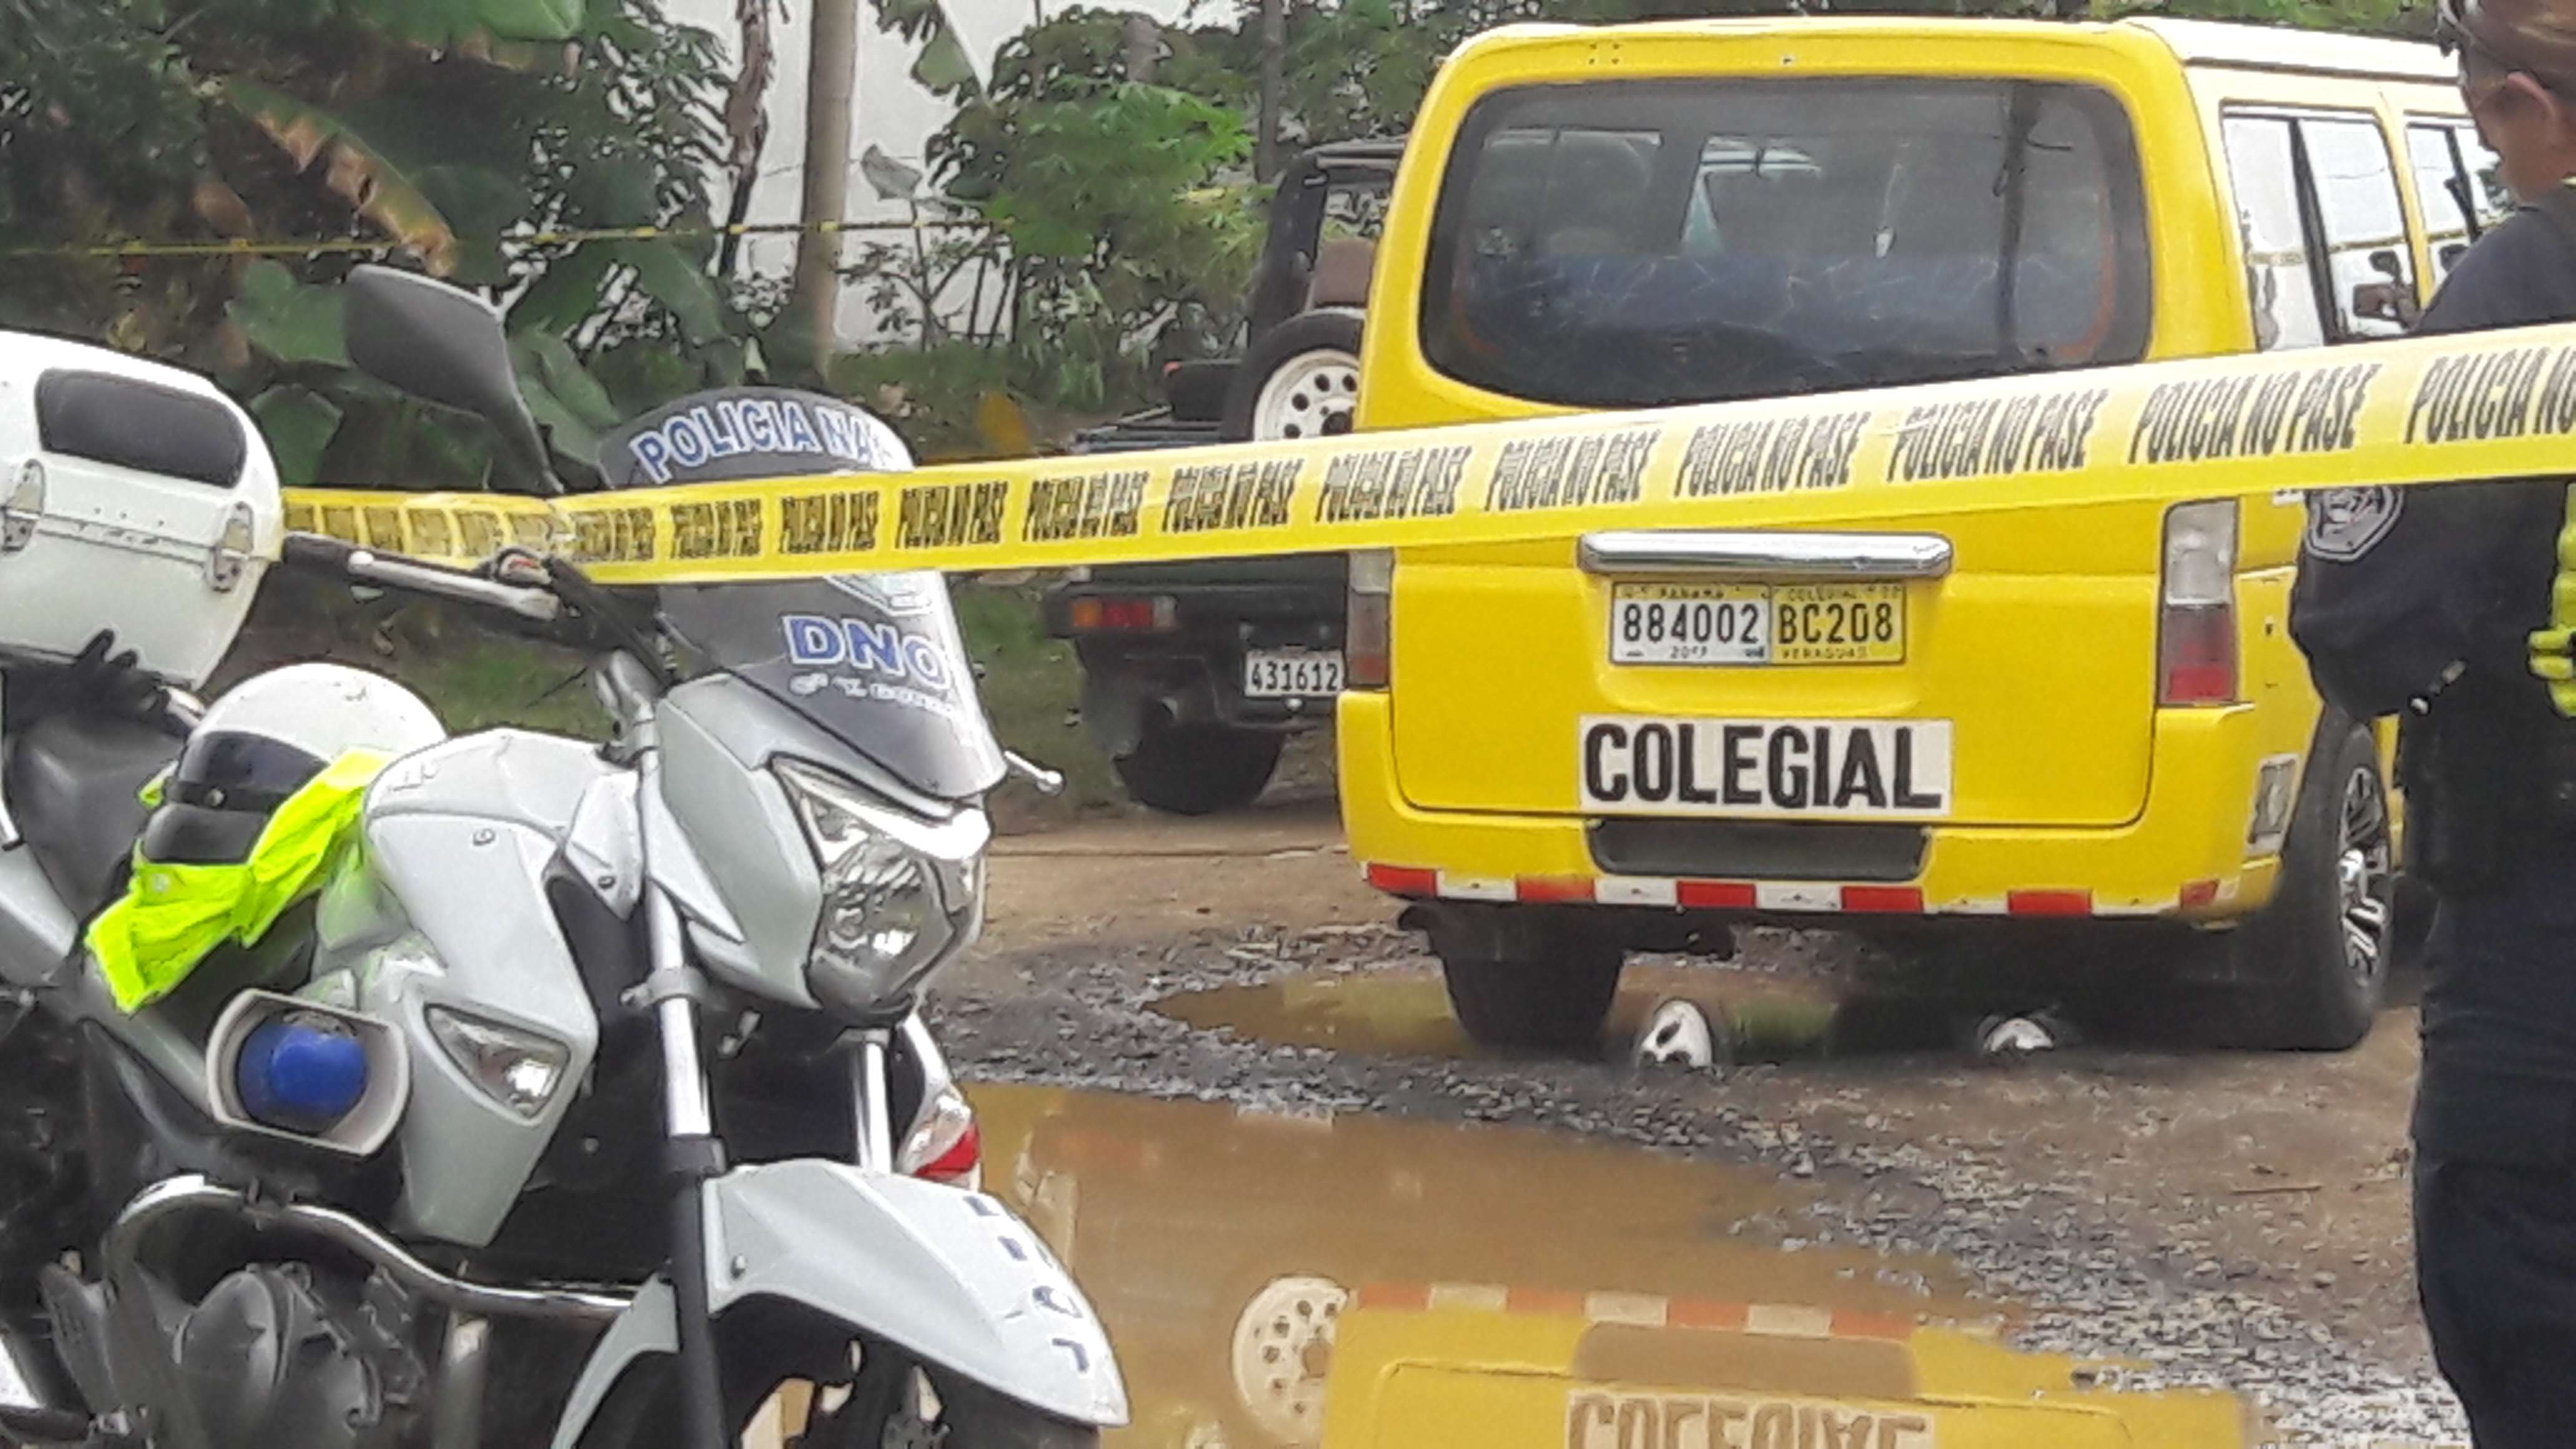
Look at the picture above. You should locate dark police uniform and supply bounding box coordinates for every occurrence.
[2290,191,2576,1448]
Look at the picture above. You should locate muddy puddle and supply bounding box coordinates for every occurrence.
[1153,964,1893,1065]
[968,1085,2265,1449]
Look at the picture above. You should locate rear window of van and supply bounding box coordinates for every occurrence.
[1418,78,2152,409]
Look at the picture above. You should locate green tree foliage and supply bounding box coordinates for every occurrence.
[937,13,1259,368]
[852,0,2431,456]
[0,0,758,489]
[838,3,1261,450]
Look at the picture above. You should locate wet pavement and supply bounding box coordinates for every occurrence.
[970,1084,2277,1449]
[934,914,2467,1444]
[939,799,2472,1447]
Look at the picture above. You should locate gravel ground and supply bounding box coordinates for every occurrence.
[930,920,2468,1446]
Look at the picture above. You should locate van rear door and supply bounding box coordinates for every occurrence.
[1387,75,2168,831]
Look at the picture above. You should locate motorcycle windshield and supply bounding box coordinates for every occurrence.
[596,388,1005,801]
[658,575,1008,801]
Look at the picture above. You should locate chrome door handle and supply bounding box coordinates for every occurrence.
[1578,530,1953,581]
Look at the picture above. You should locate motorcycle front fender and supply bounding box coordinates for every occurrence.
[548,1160,1127,1449]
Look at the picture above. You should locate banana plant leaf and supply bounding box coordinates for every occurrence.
[226,261,348,367]
[479,0,583,39]
[510,331,623,431]
[611,238,724,346]
[248,386,344,489]
[507,244,619,337]
[339,0,582,44]
[504,334,610,468]
[413,163,536,285]
[217,79,461,275]
[874,0,987,98]
[513,381,603,469]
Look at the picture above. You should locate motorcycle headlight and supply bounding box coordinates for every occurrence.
[774,759,987,1019]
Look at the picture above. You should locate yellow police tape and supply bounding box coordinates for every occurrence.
[278,320,2576,698]
[1,216,973,262]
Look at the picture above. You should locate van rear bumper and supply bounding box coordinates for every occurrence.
[1337,693,2281,923]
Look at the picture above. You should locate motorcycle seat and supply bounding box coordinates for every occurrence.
[3,712,180,920]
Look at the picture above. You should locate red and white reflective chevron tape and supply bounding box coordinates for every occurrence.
[1350,1281,1923,1340]
[1363,865,2228,919]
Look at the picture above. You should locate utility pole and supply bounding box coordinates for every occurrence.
[717,0,776,280]
[1255,0,1284,182]
[1123,13,1160,82]
[794,0,859,376]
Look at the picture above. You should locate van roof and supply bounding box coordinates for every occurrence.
[1461,16,2451,86]
[2124,16,2452,83]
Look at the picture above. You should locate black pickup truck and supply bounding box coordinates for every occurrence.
[1043,140,1400,814]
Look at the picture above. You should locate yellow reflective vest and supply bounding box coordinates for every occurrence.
[87,750,391,1013]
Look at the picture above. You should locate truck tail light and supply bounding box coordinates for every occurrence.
[1066,595,1175,633]
[2158,500,2238,706]
[1347,549,1392,689]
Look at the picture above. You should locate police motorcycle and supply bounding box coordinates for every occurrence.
[0,266,1125,1449]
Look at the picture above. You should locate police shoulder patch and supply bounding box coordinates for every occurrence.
[2303,485,2403,562]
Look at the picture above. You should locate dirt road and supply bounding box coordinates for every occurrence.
[973,794,1374,968]
[940,791,2460,1445]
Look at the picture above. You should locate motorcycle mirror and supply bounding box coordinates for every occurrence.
[343,266,562,497]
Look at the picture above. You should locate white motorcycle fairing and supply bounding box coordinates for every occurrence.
[548,1160,1128,1448]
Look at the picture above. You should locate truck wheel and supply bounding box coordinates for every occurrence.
[1428,912,1624,1055]
[1227,1274,1347,1445]
[2232,720,2394,1050]
[1223,310,1365,442]
[1115,722,1284,816]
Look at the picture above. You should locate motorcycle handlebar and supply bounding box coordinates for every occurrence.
[278,532,673,685]
[278,530,359,574]
[280,530,563,626]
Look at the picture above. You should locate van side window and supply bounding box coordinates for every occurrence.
[2455,124,2511,232]
[2302,117,2416,338]
[2223,112,2416,347]
[2222,115,2328,350]
[2409,123,2477,283]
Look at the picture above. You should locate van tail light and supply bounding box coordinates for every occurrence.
[2158,500,2238,706]
[897,1085,983,1191]
[1347,549,1392,689]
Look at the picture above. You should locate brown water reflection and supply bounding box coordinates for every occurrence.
[970,1085,1989,1449]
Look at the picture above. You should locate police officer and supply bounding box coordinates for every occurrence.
[2289,2,2576,1442]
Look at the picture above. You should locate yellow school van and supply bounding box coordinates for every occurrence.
[1337,17,2506,1051]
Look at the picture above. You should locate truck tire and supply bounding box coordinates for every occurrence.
[1222,310,1365,442]
[1115,721,1284,816]
[2232,718,2395,1050]
[1429,913,1625,1055]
